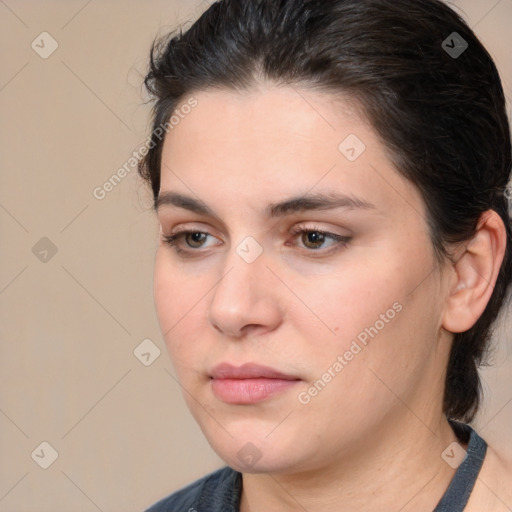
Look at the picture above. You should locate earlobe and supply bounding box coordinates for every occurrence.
[442,210,507,334]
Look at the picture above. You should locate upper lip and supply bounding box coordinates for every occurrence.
[210,362,300,380]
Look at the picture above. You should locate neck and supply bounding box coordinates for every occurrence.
[240,415,463,512]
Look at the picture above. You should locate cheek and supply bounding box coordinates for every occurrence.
[153,253,207,364]
[292,243,435,379]
[310,262,439,392]
[292,261,403,349]
[154,251,210,323]
[154,254,180,333]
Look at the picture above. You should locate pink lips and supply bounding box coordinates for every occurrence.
[210,363,301,404]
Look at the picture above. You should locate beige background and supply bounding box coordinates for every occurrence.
[0,1,511,511]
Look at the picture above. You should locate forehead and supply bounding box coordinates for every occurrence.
[163,85,364,157]
[158,85,425,222]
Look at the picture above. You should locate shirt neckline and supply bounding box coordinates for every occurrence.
[432,420,487,511]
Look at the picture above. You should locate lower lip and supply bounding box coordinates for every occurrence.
[211,378,300,404]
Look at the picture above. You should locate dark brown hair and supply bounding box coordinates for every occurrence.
[138,0,512,422]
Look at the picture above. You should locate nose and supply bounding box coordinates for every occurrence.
[208,245,283,339]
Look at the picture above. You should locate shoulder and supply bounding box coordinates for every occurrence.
[144,466,241,512]
[466,438,512,511]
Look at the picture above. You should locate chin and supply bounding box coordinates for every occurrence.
[198,422,305,474]
[222,446,298,474]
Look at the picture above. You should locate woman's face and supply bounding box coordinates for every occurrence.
[154,86,452,473]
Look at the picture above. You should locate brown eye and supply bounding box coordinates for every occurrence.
[185,232,208,248]
[290,226,351,253]
[301,231,326,249]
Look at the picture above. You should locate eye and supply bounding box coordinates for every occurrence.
[179,232,208,248]
[161,225,351,257]
[290,225,351,251]
[161,230,220,254]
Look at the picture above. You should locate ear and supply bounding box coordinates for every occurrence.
[442,210,507,333]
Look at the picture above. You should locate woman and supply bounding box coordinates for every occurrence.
[138,0,512,510]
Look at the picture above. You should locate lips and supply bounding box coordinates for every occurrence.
[209,363,301,404]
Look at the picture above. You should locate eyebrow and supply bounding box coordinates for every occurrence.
[155,191,376,218]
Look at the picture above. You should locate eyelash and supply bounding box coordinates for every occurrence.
[162,225,351,257]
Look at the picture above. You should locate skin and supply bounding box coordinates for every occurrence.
[153,84,510,511]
